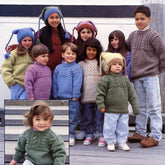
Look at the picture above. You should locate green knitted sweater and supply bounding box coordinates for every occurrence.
[13,128,66,165]
[96,73,139,114]
[1,48,34,88]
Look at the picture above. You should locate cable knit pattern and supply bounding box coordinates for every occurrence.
[78,59,100,103]
[96,73,139,115]
[13,128,66,165]
[1,48,34,87]
[24,61,52,99]
[127,27,165,80]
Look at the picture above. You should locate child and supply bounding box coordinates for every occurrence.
[10,100,66,165]
[36,6,72,73]
[71,20,98,62]
[53,43,83,146]
[1,27,35,100]
[106,30,131,79]
[127,5,165,147]
[96,52,139,151]
[24,44,52,100]
[78,38,105,147]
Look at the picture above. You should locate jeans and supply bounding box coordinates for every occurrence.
[103,113,129,144]
[81,103,104,138]
[10,83,27,100]
[134,75,162,141]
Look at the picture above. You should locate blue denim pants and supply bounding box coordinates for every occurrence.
[10,83,27,100]
[81,103,104,138]
[103,113,129,144]
[134,75,162,141]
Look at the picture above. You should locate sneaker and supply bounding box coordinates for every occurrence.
[83,137,93,145]
[128,132,146,142]
[76,131,86,140]
[118,142,130,151]
[69,138,75,146]
[98,137,106,147]
[140,137,159,147]
[107,143,115,152]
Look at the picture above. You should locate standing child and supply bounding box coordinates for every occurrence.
[78,38,105,147]
[53,43,83,146]
[71,20,98,62]
[1,27,35,99]
[24,44,52,100]
[36,6,72,73]
[10,101,66,165]
[96,52,139,151]
[106,30,131,79]
[127,5,165,147]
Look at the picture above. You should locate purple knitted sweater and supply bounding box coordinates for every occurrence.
[24,61,52,99]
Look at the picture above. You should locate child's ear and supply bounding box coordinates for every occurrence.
[62,53,64,58]
[149,16,151,22]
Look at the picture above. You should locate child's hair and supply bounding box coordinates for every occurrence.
[79,38,102,66]
[134,5,151,17]
[106,30,128,58]
[24,101,54,127]
[32,44,49,59]
[61,42,78,55]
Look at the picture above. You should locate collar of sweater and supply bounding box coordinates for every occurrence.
[34,61,47,67]
[30,127,51,135]
[62,60,76,66]
[109,73,122,77]
[138,25,150,31]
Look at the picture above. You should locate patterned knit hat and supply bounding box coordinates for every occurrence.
[36,6,69,44]
[4,27,35,59]
[100,52,127,77]
[71,20,98,42]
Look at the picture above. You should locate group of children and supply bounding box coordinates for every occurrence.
[1,4,165,165]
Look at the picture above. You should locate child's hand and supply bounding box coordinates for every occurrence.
[72,98,78,101]
[10,160,17,165]
[28,98,34,100]
[100,108,105,113]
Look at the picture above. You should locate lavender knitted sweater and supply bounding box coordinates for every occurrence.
[24,61,52,99]
[127,27,165,80]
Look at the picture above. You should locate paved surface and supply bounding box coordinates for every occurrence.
[0,127,4,165]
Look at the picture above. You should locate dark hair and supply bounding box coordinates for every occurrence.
[32,44,49,59]
[62,43,78,55]
[39,22,69,52]
[24,101,54,127]
[134,5,151,17]
[79,38,102,66]
[106,30,128,58]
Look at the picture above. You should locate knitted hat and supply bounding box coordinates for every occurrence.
[4,27,35,59]
[100,52,127,77]
[71,20,98,42]
[36,6,69,44]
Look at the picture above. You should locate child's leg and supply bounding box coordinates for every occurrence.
[134,78,148,136]
[116,114,129,144]
[82,103,95,138]
[145,76,162,141]
[103,113,118,144]
[23,160,34,165]
[69,100,79,138]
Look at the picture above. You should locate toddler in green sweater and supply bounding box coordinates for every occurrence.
[10,101,66,165]
[96,52,139,152]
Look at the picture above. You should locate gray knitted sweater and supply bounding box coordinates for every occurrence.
[78,59,100,103]
[127,27,165,80]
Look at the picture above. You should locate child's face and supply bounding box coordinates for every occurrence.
[80,28,93,42]
[110,62,122,73]
[48,13,61,28]
[35,53,49,66]
[33,114,52,131]
[135,12,151,30]
[62,47,77,63]
[110,36,119,49]
[21,36,33,49]
[86,46,97,60]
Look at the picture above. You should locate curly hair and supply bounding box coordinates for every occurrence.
[24,101,54,127]
[79,38,102,66]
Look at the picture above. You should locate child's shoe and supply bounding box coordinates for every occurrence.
[98,137,106,147]
[69,138,75,146]
[107,143,115,152]
[83,137,93,145]
[118,142,130,151]
[76,131,86,140]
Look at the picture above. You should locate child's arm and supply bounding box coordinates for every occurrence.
[52,68,58,99]
[100,108,105,113]
[10,160,17,165]
[6,44,18,52]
